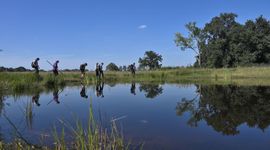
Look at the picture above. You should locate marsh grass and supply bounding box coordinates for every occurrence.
[1,101,141,150]
[1,67,270,89]
[52,101,138,150]
[0,139,35,150]
[43,74,65,88]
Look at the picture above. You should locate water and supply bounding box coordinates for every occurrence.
[0,83,270,150]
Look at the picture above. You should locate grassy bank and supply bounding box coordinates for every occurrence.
[1,67,270,90]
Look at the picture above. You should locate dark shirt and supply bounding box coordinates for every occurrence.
[53,63,58,70]
[80,64,87,71]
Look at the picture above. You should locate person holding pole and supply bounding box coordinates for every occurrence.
[80,63,88,78]
[31,58,40,75]
[53,60,60,76]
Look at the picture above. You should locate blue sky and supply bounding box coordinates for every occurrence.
[0,0,269,70]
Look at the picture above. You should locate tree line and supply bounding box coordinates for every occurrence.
[175,13,270,68]
[106,50,163,71]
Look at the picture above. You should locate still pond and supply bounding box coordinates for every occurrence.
[0,82,270,150]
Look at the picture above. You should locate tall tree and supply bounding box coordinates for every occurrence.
[177,13,270,68]
[174,22,205,67]
[138,51,163,70]
[106,63,120,71]
[203,13,239,67]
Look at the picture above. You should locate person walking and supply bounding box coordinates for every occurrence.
[80,63,88,78]
[95,63,100,79]
[53,60,59,76]
[131,63,136,76]
[99,62,104,79]
[31,58,40,75]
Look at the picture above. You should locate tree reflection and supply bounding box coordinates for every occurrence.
[176,85,270,135]
[139,83,163,99]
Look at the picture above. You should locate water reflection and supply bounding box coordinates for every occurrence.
[176,85,270,135]
[80,85,88,99]
[45,87,64,105]
[32,92,41,106]
[130,82,136,95]
[95,81,104,98]
[25,100,34,129]
[1,83,270,149]
[53,88,60,104]
[0,89,5,116]
[139,83,163,99]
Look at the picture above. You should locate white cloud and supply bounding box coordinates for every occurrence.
[138,25,147,29]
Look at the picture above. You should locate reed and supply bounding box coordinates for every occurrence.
[0,101,142,150]
[52,101,136,150]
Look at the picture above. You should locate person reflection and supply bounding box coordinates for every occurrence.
[130,82,136,95]
[32,92,41,106]
[53,88,60,104]
[80,85,88,99]
[95,81,104,98]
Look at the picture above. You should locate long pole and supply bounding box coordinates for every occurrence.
[46,60,53,67]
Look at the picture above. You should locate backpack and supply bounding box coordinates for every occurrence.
[80,64,84,71]
[31,61,35,68]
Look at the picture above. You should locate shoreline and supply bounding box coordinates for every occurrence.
[1,67,270,92]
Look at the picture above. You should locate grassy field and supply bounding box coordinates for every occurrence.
[1,67,270,92]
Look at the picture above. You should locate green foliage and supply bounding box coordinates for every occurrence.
[106,63,120,71]
[175,13,270,68]
[175,22,205,67]
[176,85,270,135]
[138,51,163,70]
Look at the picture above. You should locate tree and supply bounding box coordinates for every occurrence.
[119,66,123,71]
[122,65,127,71]
[138,51,163,70]
[176,13,270,68]
[127,64,133,71]
[243,16,270,64]
[203,13,239,67]
[106,63,119,71]
[174,22,205,67]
